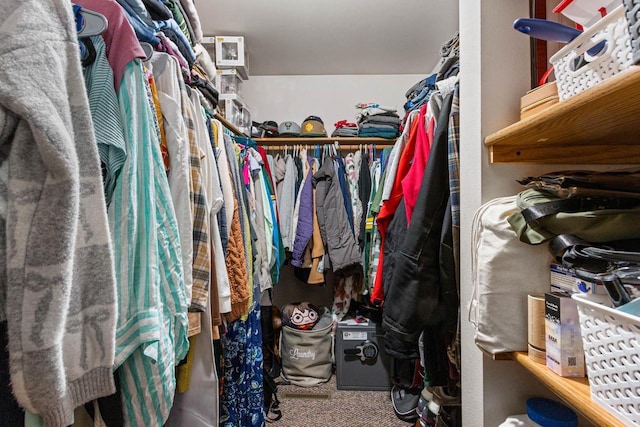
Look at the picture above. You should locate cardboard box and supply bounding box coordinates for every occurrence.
[545,292,585,377]
[550,263,604,294]
[520,81,559,120]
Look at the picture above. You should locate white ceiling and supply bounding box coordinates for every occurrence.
[195,0,459,76]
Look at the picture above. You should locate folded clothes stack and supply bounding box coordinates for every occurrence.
[356,103,401,139]
[331,120,358,137]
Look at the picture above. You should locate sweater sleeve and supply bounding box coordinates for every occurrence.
[0,2,117,425]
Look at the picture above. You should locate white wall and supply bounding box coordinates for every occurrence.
[241,74,425,135]
[460,0,595,424]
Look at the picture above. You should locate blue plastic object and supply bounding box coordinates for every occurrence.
[514,18,582,43]
[513,18,606,56]
[526,398,578,427]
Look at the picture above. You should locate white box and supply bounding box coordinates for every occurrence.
[214,36,245,67]
[550,263,604,294]
[215,69,243,95]
[545,292,585,377]
[219,94,251,135]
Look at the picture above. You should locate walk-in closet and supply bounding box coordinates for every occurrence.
[3,0,640,426]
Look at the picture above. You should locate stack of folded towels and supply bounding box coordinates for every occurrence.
[331,120,359,137]
[356,103,401,139]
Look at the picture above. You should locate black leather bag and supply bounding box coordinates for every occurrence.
[517,168,640,199]
[551,234,640,307]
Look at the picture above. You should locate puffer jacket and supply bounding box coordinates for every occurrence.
[312,157,361,273]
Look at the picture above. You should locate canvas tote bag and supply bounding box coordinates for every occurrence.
[279,320,334,387]
[470,196,553,355]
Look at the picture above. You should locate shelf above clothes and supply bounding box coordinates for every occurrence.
[254,137,396,151]
[254,137,395,144]
[214,113,248,136]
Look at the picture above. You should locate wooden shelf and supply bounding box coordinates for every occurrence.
[484,66,640,164]
[509,351,625,426]
[254,137,395,145]
[213,113,248,136]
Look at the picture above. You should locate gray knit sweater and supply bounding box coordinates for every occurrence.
[0,1,118,426]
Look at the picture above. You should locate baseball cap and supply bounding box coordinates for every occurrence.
[300,116,326,137]
[260,120,279,137]
[278,121,301,137]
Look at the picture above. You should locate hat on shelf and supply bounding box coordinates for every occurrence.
[300,115,326,137]
[278,121,301,137]
[260,120,279,137]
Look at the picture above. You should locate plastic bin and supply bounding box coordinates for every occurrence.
[550,5,633,101]
[572,293,640,425]
[623,0,640,63]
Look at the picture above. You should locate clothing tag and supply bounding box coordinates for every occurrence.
[317,255,325,273]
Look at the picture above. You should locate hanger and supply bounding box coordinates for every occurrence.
[72,4,107,38]
[140,42,155,61]
[79,37,97,67]
[232,135,257,149]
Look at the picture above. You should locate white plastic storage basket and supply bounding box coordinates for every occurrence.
[572,293,640,425]
[550,5,633,101]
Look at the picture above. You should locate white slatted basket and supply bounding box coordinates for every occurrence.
[572,293,640,425]
[551,5,633,101]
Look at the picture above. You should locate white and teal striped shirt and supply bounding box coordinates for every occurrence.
[109,59,189,427]
[82,36,126,207]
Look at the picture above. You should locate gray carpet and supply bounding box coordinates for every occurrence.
[271,375,415,427]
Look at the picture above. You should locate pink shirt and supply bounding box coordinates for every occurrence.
[75,0,146,91]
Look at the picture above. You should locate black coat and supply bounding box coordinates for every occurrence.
[382,93,457,360]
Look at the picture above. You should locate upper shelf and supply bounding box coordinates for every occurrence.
[254,137,395,145]
[484,66,640,164]
[214,113,248,136]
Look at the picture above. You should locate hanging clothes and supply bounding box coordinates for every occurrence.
[358,150,372,251]
[291,157,316,268]
[381,92,455,360]
[82,35,127,207]
[401,104,433,223]
[110,59,189,427]
[370,112,420,305]
[220,138,265,427]
[278,154,298,251]
[75,0,147,91]
[312,157,362,273]
[148,52,195,306]
[0,3,118,425]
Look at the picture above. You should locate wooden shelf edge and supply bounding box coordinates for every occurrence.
[485,66,640,148]
[254,137,396,144]
[484,66,640,164]
[214,113,248,136]
[509,351,625,427]
[489,144,640,164]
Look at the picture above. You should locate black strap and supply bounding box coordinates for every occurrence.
[521,197,640,224]
[265,392,282,423]
[548,234,591,259]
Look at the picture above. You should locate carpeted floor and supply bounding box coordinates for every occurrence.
[271,375,415,427]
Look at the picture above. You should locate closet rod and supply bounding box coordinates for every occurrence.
[213,113,248,136]
[261,144,393,151]
[255,137,395,144]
